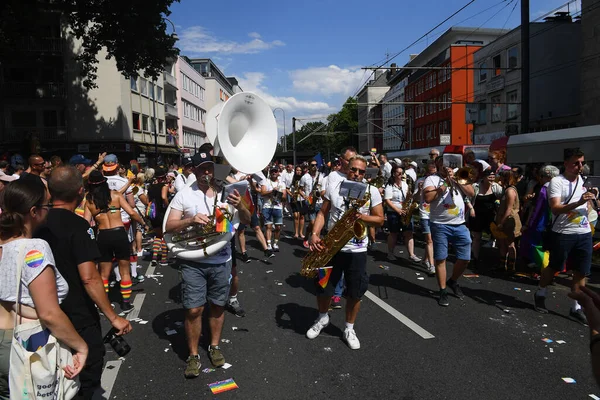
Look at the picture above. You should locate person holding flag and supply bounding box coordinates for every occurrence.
[165,151,251,378]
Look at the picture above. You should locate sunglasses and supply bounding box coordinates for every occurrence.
[429,153,437,157]
[310,163,318,167]
[350,167,366,174]
[33,162,45,166]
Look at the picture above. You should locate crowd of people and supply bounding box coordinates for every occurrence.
[0,141,598,398]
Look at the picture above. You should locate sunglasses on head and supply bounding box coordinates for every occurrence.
[350,167,366,174]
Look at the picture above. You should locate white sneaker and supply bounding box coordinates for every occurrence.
[343,328,360,350]
[409,255,422,262]
[272,242,280,251]
[306,317,329,339]
[386,253,397,261]
[426,262,436,276]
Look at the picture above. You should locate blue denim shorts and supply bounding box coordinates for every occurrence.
[263,207,283,225]
[307,203,322,222]
[179,260,232,309]
[420,218,431,234]
[548,232,592,275]
[430,223,472,261]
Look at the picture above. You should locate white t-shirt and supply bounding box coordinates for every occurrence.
[384,182,409,208]
[548,175,591,234]
[300,173,324,205]
[416,177,431,220]
[325,179,382,253]
[0,238,68,307]
[174,173,196,193]
[424,175,465,225]
[134,185,147,215]
[380,162,392,181]
[106,175,131,223]
[260,178,286,209]
[280,170,294,188]
[405,168,417,183]
[169,182,236,264]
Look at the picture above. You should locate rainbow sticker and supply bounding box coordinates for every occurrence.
[25,250,44,269]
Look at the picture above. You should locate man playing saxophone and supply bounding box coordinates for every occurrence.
[306,154,383,350]
[165,152,251,378]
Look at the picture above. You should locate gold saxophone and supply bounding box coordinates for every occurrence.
[401,174,419,225]
[300,191,371,278]
[370,172,386,188]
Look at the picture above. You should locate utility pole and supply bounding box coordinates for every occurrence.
[521,0,530,135]
[292,117,297,166]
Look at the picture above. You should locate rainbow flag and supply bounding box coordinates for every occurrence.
[241,189,255,214]
[318,266,333,289]
[215,207,234,233]
[208,378,238,394]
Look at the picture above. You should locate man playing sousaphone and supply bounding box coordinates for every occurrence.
[165,151,251,378]
[306,154,383,350]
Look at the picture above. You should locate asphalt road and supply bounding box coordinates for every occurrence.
[93,221,600,400]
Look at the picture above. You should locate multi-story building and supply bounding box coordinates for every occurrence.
[356,70,388,153]
[0,10,68,155]
[186,58,242,113]
[382,64,408,151]
[472,13,581,144]
[580,0,600,126]
[400,27,507,151]
[176,56,207,154]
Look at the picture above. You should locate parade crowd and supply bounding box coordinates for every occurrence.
[0,142,599,398]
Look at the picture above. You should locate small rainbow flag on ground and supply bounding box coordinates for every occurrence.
[215,207,234,233]
[242,190,255,214]
[318,266,333,289]
[208,378,239,394]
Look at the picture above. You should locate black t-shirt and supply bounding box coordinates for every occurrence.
[515,178,528,202]
[35,208,101,329]
[20,172,44,186]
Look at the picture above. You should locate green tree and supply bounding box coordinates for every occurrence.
[0,0,179,89]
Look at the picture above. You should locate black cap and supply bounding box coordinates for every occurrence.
[182,157,193,167]
[155,166,167,178]
[191,152,214,167]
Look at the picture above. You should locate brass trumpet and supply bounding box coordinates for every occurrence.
[455,165,477,185]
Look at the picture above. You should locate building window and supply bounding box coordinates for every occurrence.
[507,90,518,120]
[433,123,437,138]
[491,96,502,123]
[149,83,155,99]
[437,70,442,84]
[427,125,432,139]
[157,86,163,102]
[158,119,164,134]
[493,54,501,76]
[508,47,518,69]
[140,79,148,96]
[130,77,138,92]
[439,122,443,135]
[442,94,447,110]
[443,121,448,134]
[479,62,488,82]
[149,117,155,133]
[132,112,141,130]
[478,103,487,124]
[142,115,149,131]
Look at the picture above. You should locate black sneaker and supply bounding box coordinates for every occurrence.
[446,279,464,299]
[226,298,246,317]
[119,302,134,316]
[533,293,548,314]
[330,296,342,309]
[438,290,450,307]
[241,252,250,263]
[264,249,275,258]
[569,308,588,325]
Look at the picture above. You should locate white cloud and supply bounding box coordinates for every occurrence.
[290,65,367,97]
[179,26,285,55]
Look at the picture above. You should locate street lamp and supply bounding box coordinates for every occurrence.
[272,107,286,153]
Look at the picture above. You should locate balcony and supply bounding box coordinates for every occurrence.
[3,127,68,143]
[165,103,179,118]
[163,72,177,90]
[0,82,66,99]
[17,37,64,53]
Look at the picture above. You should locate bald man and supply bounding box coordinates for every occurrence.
[20,155,47,187]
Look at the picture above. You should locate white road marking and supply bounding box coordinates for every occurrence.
[364,290,435,339]
[92,360,122,400]
[126,293,146,321]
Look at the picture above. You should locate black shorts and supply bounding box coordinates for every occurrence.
[97,227,131,262]
[386,212,413,234]
[469,213,494,233]
[150,212,165,229]
[291,200,308,215]
[315,252,368,299]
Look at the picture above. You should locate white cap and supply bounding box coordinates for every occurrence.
[410,161,418,168]
[475,159,491,171]
[393,158,402,165]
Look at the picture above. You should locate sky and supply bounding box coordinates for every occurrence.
[167,0,581,140]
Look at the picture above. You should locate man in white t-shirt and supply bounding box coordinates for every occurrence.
[260,167,286,251]
[404,159,418,183]
[280,164,294,216]
[174,157,197,193]
[534,148,597,324]
[306,154,384,350]
[299,160,324,248]
[414,160,437,275]
[423,156,474,307]
[165,151,251,378]
[378,154,392,182]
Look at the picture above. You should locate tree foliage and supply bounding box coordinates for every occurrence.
[286,97,359,159]
[0,0,180,89]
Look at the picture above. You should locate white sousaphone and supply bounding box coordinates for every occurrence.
[163,92,278,260]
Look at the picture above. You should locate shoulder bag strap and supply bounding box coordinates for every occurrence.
[13,241,27,329]
[549,176,579,230]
